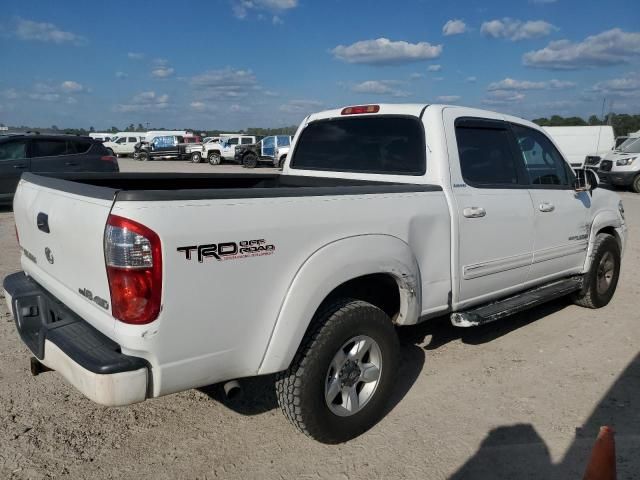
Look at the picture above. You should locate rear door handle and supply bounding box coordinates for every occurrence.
[539,202,555,213]
[12,164,27,169]
[463,207,486,218]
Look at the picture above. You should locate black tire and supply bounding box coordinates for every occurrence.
[191,152,202,163]
[243,153,258,169]
[138,152,149,162]
[208,152,221,165]
[632,174,640,194]
[573,233,621,308]
[278,155,286,169]
[275,298,400,444]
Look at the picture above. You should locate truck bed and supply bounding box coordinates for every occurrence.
[21,172,440,201]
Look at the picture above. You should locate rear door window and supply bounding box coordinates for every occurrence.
[70,140,92,154]
[455,118,525,187]
[128,137,137,143]
[32,139,68,157]
[241,137,254,145]
[290,116,426,175]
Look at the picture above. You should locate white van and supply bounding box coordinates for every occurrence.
[543,126,614,168]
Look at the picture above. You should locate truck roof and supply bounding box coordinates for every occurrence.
[306,103,544,132]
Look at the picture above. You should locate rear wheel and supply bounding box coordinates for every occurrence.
[208,152,221,165]
[573,233,621,308]
[243,153,258,168]
[191,152,202,163]
[632,174,640,193]
[275,298,400,444]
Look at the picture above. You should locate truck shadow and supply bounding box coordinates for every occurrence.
[199,300,569,418]
[398,298,570,351]
[448,352,640,479]
[198,343,426,418]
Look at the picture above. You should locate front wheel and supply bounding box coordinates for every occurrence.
[138,152,149,162]
[243,153,258,168]
[191,152,202,163]
[632,174,640,194]
[276,298,399,444]
[208,152,221,165]
[573,233,621,308]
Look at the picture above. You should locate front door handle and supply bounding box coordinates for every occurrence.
[539,202,555,213]
[463,207,486,218]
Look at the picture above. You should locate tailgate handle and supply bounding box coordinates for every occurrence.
[37,213,50,233]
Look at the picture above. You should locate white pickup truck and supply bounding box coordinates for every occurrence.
[4,104,627,444]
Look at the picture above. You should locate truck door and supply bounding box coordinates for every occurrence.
[444,110,535,307]
[223,137,239,159]
[0,138,30,202]
[510,122,590,282]
[262,136,276,158]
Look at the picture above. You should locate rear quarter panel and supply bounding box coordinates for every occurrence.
[111,189,450,396]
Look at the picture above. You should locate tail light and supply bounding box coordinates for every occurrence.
[105,214,162,324]
[341,105,380,115]
[101,155,117,164]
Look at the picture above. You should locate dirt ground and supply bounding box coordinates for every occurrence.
[0,162,638,479]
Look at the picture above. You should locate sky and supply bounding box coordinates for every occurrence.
[0,0,638,130]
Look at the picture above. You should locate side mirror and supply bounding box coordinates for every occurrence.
[574,168,599,193]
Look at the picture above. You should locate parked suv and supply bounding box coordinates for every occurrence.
[0,134,118,204]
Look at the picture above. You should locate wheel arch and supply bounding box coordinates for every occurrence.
[258,234,421,375]
[584,210,625,272]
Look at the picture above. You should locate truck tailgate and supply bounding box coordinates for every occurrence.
[12,177,117,336]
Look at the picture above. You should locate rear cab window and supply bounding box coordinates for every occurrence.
[289,116,426,175]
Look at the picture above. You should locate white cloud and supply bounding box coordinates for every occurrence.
[487,77,577,91]
[191,68,258,99]
[128,52,144,60]
[279,99,323,114]
[232,0,298,19]
[482,90,526,106]
[29,93,61,102]
[229,104,250,113]
[332,38,442,65]
[548,79,576,89]
[436,95,461,103]
[523,28,640,69]
[272,15,283,25]
[114,91,170,113]
[481,18,555,41]
[14,17,85,45]
[60,80,87,93]
[351,80,409,97]
[427,64,442,72]
[152,66,175,78]
[115,71,128,79]
[2,88,20,99]
[442,19,467,36]
[409,73,424,80]
[465,76,477,83]
[589,72,640,98]
[488,78,546,91]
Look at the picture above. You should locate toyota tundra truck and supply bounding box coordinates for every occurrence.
[3,104,627,444]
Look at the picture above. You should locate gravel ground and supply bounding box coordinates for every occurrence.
[0,162,638,479]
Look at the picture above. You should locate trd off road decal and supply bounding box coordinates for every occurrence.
[177,239,276,262]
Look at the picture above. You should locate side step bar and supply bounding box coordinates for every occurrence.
[451,276,583,327]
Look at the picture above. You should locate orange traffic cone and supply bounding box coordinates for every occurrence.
[583,426,616,480]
